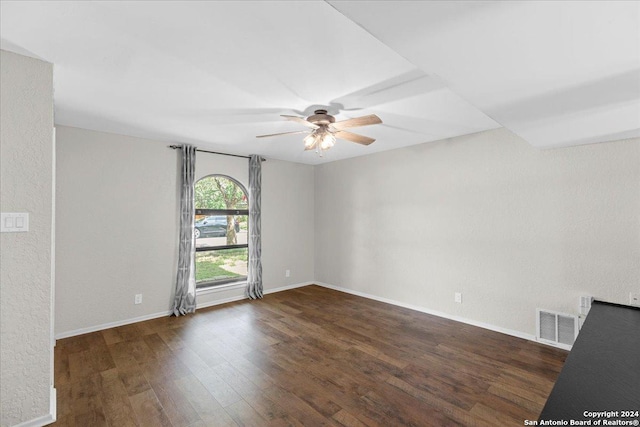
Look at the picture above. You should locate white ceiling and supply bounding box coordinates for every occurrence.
[1,1,638,164]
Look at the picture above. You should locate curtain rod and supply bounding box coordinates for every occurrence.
[168,145,266,161]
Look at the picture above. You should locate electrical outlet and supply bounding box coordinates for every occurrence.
[285,269,290,278]
[454,292,462,303]
[630,292,640,307]
[134,294,142,305]
[579,295,592,315]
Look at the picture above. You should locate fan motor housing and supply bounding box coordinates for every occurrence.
[307,109,335,125]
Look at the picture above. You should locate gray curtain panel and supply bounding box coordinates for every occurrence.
[247,155,263,299]
[172,144,197,316]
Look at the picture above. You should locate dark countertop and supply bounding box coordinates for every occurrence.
[539,300,640,423]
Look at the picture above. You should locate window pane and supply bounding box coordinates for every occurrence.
[196,248,248,285]
[195,214,248,248]
[195,175,248,287]
[195,176,248,210]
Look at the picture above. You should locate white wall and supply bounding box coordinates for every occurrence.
[314,128,640,337]
[262,159,315,288]
[55,126,315,335]
[0,50,55,426]
[55,126,179,335]
[54,122,639,343]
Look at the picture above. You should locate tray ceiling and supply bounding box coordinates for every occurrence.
[1,1,638,164]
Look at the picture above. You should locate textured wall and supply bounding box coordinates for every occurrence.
[314,128,640,336]
[0,50,54,426]
[55,126,315,334]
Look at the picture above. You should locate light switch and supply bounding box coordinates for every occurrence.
[1,213,29,232]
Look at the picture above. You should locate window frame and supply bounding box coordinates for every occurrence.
[194,175,249,289]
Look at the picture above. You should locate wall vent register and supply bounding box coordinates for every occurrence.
[537,308,578,349]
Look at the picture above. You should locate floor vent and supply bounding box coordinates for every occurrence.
[536,309,578,349]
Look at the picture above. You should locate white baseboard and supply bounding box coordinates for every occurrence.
[195,281,313,309]
[266,281,314,294]
[50,386,56,425]
[55,281,313,340]
[196,294,246,310]
[11,414,55,427]
[12,387,56,427]
[313,281,555,347]
[55,281,562,351]
[55,310,172,340]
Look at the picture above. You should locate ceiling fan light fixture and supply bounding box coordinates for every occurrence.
[303,133,317,149]
[257,109,381,157]
[320,132,336,150]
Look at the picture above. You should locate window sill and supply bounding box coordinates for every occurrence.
[196,280,247,295]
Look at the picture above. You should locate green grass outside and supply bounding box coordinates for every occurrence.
[196,248,247,283]
[196,261,240,282]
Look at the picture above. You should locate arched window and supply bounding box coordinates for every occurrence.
[194,175,248,287]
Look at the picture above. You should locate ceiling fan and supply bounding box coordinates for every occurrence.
[257,109,382,156]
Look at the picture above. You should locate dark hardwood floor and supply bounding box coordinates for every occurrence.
[53,285,567,426]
